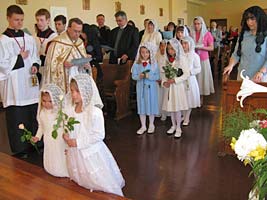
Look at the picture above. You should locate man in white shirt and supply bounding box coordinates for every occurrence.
[0,5,40,154]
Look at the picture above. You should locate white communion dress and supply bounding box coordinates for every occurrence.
[36,108,69,177]
[66,105,125,196]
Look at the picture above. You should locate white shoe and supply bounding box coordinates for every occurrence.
[167,126,176,134]
[147,125,155,133]
[183,120,190,126]
[137,127,147,135]
[174,128,182,138]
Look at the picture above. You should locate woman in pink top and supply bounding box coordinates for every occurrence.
[191,16,215,103]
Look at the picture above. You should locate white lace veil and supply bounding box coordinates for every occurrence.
[190,16,208,46]
[143,19,159,35]
[71,74,103,110]
[134,41,158,70]
[180,36,196,56]
[167,38,181,61]
[156,39,167,56]
[37,84,65,122]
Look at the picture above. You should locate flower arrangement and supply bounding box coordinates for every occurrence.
[224,71,267,199]
[18,123,40,153]
[52,95,80,139]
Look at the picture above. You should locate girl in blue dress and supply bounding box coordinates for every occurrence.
[132,42,160,135]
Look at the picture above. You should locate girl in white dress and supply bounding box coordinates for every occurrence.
[156,40,168,121]
[63,74,125,196]
[162,39,190,138]
[179,36,201,126]
[32,84,69,177]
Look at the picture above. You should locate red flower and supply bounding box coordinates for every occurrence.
[142,62,148,67]
[169,57,175,63]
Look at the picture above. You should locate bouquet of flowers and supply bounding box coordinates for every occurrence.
[18,123,40,154]
[52,95,80,139]
[163,64,183,79]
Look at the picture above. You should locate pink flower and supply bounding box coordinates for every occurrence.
[259,120,267,128]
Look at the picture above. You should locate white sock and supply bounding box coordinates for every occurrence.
[171,112,176,127]
[149,115,155,127]
[184,109,192,123]
[175,111,181,130]
[139,115,146,128]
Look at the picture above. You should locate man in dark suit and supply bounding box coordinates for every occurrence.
[96,14,110,45]
[109,11,139,64]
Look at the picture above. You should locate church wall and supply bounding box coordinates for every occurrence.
[201,0,267,30]
[0,0,187,34]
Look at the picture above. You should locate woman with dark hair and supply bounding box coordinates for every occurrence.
[81,23,103,63]
[127,20,136,27]
[175,25,190,41]
[191,16,214,103]
[141,19,162,47]
[224,6,267,82]
[167,22,176,38]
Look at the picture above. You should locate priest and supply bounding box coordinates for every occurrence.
[43,18,89,93]
[0,5,40,154]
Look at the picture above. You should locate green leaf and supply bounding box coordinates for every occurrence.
[52,130,58,139]
[25,134,31,140]
[20,135,25,142]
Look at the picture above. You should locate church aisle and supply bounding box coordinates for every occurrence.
[104,75,252,200]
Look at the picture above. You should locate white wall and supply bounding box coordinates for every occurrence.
[0,0,187,33]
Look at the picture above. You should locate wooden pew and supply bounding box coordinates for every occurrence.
[219,74,267,156]
[101,61,132,120]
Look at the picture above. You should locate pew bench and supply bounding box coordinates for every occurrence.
[101,61,132,120]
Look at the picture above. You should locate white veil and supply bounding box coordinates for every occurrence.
[190,16,208,46]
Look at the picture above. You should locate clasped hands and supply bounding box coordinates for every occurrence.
[163,79,175,88]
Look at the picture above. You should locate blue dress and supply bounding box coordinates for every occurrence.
[132,62,160,115]
[232,31,267,80]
